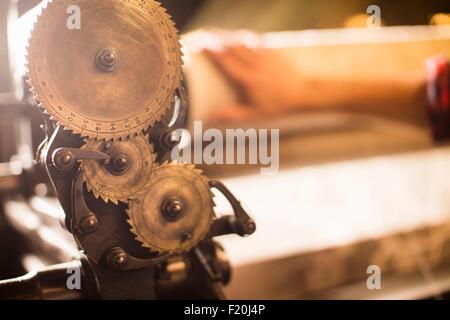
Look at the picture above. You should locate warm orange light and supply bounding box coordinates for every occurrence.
[343,13,385,29]
[430,13,450,26]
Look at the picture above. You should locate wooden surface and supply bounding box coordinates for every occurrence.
[214,147,450,298]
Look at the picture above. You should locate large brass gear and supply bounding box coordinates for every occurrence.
[127,164,214,253]
[27,0,183,140]
[82,134,156,204]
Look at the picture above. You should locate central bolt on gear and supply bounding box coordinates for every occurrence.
[25,0,256,300]
[127,164,214,253]
[81,134,156,204]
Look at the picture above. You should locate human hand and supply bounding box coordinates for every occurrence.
[204,44,308,123]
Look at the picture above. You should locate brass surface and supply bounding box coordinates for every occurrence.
[82,134,155,204]
[127,164,214,253]
[27,0,182,140]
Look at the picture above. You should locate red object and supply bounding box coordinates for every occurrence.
[426,55,450,141]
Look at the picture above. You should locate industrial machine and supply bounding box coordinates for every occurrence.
[0,0,255,300]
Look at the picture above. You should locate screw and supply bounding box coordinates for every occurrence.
[113,156,128,170]
[108,153,129,175]
[80,215,98,234]
[52,149,76,171]
[96,48,119,72]
[160,131,180,150]
[107,248,128,270]
[61,154,73,165]
[161,197,184,222]
[103,52,116,65]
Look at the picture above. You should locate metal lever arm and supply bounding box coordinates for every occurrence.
[208,180,256,238]
[52,147,110,171]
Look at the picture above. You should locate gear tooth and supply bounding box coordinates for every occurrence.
[118,198,129,204]
[39,107,48,115]
[61,126,74,133]
[92,189,100,199]
[100,194,110,203]
[127,222,134,231]
[126,215,134,225]
[141,242,156,250]
[37,103,48,113]
[85,181,92,192]
[33,93,41,102]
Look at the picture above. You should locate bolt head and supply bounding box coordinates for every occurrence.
[103,52,117,65]
[53,149,76,171]
[161,197,185,222]
[96,48,119,72]
[108,249,128,270]
[161,131,179,150]
[108,153,129,175]
[61,153,73,165]
[80,216,98,234]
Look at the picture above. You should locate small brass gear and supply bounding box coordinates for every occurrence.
[127,163,214,253]
[82,134,156,204]
[27,0,183,140]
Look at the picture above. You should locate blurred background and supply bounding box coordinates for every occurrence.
[1,0,450,299]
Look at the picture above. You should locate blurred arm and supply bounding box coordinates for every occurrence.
[205,46,429,129]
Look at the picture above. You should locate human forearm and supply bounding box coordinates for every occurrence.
[298,72,429,128]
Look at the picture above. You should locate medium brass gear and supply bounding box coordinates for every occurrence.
[82,134,156,204]
[27,0,183,140]
[127,164,214,253]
